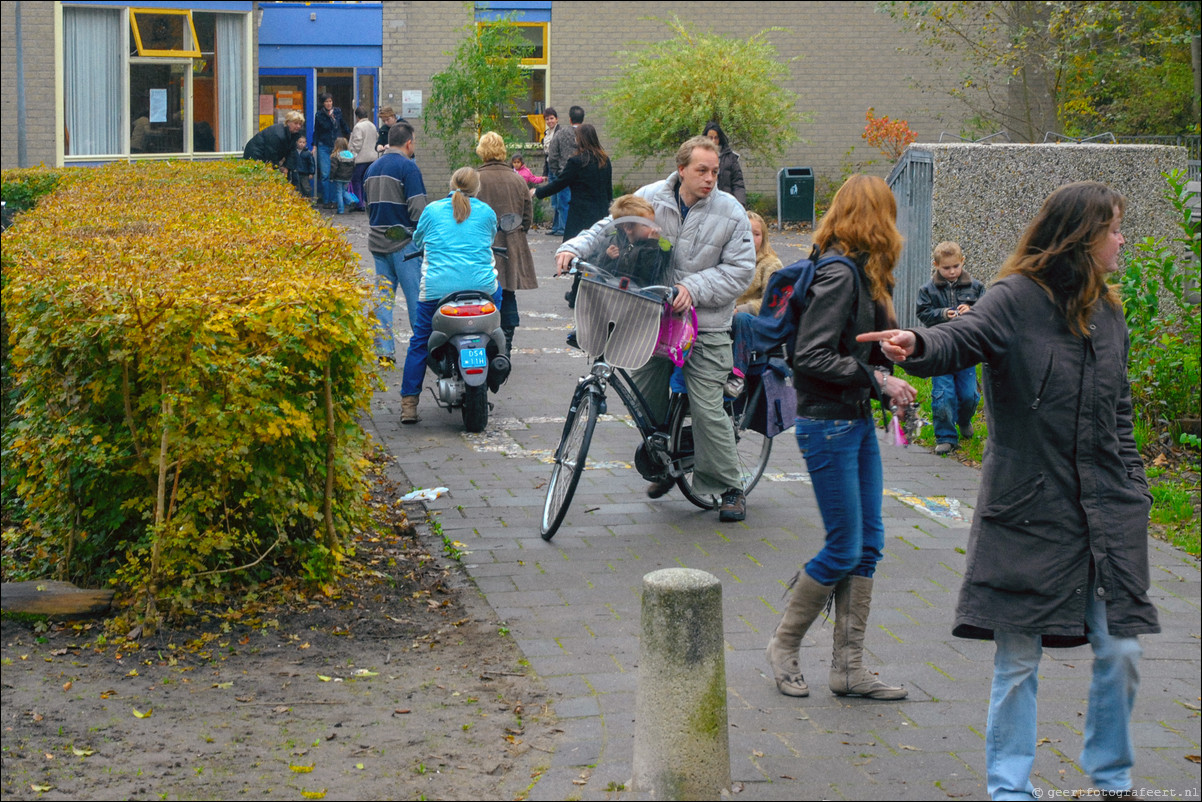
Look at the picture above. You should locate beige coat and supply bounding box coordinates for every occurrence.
[736,252,784,315]
[476,161,538,291]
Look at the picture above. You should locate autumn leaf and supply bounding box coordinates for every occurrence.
[300,790,327,799]
[132,707,152,718]
[71,746,95,757]
[289,764,315,773]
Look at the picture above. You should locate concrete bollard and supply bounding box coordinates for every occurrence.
[631,568,730,800]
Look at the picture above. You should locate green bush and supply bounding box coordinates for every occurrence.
[1,161,376,628]
[1,166,66,215]
[1120,170,1201,448]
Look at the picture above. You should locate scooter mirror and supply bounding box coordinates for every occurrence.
[497,212,523,233]
[385,225,413,245]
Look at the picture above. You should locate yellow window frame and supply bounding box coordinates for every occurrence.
[476,21,547,66]
[130,8,201,58]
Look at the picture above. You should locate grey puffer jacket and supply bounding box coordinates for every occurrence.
[904,275,1160,646]
[559,173,754,332]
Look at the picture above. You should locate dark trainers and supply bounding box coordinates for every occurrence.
[960,422,975,440]
[647,477,675,499]
[934,442,955,455]
[718,489,746,522]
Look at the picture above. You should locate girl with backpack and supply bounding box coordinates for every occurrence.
[764,174,916,702]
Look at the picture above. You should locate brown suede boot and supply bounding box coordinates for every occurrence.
[764,572,834,697]
[828,575,907,699]
[401,395,421,425]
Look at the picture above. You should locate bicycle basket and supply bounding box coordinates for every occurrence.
[574,278,664,370]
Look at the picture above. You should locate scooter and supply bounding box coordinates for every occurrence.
[394,213,521,433]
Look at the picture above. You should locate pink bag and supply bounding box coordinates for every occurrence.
[653,305,697,367]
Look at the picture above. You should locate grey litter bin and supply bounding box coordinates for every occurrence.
[777,167,815,229]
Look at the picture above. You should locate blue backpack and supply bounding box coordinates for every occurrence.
[733,248,858,372]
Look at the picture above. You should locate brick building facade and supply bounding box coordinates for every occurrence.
[3,1,963,205]
[378,1,963,198]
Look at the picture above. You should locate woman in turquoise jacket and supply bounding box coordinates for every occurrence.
[400,167,500,423]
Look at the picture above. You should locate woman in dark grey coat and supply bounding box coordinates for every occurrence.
[862,181,1159,800]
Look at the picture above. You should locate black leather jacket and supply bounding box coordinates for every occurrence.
[792,248,888,419]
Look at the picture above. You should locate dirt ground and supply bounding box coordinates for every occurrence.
[0,456,562,801]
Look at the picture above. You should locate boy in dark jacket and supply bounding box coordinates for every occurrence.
[916,241,985,454]
[287,135,316,198]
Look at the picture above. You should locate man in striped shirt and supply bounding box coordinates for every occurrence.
[365,122,428,366]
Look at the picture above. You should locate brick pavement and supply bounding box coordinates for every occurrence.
[348,213,1201,801]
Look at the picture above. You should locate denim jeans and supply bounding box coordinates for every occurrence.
[546,172,567,232]
[401,288,502,397]
[332,181,348,214]
[371,243,421,358]
[794,416,884,585]
[931,366,979,444]
[316,144,332,203]
[986,578,1142,799]
[500,289,519,330]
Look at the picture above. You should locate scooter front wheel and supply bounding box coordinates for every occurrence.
[462,384,489,433]
[541,387,600,540]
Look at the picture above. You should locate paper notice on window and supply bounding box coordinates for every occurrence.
[402,90,422,119]
[150,89,167,123]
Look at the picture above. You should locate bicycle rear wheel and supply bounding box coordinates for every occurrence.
[541,387,601,540]
[668,392,772,510]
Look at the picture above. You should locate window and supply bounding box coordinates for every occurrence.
[477,20,549,142]
[63,5,248,159]
[130,8,200,57]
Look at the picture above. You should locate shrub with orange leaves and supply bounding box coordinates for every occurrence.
[863,107,918,161]
[1,161,376,627]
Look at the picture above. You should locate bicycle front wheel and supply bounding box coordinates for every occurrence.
[668,393,772,510]
[541,387,601,540]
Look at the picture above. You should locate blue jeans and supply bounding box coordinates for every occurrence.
[371,243,422,358]
[401,288,503,397]
[931,366,978,444]
[500,289,519,330]
[548,173,569,233]
[316,144,332,203]
[332,181,348,214]
[986,578,1142,799]
[794,416,884,585]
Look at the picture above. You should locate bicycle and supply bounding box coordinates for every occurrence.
[540,220,773,540]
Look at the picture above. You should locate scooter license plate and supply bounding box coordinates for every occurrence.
[459,348,488,371]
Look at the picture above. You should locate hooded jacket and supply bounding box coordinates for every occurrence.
[904,274,1160,645]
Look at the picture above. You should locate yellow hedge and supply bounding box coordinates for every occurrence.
[1,161,376,625]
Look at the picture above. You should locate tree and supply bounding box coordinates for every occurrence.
[594,17,802,166]
[880,1,1200,140]
[424,17,533,169]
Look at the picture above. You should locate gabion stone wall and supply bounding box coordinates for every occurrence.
[923,143,1188,285]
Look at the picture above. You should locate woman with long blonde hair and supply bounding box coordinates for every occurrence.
[735,211,784,315]
[400,167,500,423]
[764,174,916,702]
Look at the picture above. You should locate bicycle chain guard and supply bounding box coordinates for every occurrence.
[634,431,673,481]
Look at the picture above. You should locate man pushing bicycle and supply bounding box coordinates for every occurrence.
[555,136,755,522]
